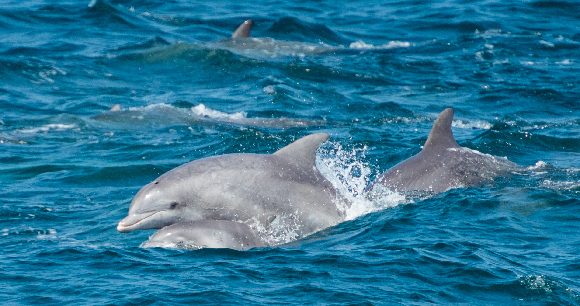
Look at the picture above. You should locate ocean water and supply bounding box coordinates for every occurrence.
[2,0,580,304]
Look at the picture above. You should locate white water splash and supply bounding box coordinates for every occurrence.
[19,124,77,134]
[191,103,247,120]
[542,180,580,191]
[527,161,550,173]
[349,40,411,50]
[246,213,300,247]
[317,141,407,221]
[452,119,492,130]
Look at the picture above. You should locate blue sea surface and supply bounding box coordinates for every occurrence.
[2,0,580,304]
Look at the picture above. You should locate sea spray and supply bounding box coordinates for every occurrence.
[317,141,406,221]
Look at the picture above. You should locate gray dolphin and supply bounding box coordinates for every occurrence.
[142,220,265,250]
[211,19,342,58]
[117,133,348,248]
[368,108,518,194]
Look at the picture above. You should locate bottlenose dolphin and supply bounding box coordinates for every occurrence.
[210,19,343,58]
[368,108,518,194]
[117,133,348,248]
[142,220,265,250]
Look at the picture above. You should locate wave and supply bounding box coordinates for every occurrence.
[0,58,68,85]
[91,103,326,129]
[349,40,411,50]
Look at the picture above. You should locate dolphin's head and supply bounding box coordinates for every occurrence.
[117,173,200,233]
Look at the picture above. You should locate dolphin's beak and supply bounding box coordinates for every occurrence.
[117,219,133,233]
[117,211,165,233]
[117,213,152,233]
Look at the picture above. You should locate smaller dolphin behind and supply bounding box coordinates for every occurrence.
[368,108,519,194]
[142,220,265,250]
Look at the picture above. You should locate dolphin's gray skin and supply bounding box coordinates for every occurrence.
[142,220,265,250]
[231,19,253,38]
[368,108,518,194]
[117,133,348,248]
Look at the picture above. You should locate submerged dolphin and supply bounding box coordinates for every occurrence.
[91,103,326,130]
[117,133,348,249]
[210,19,342,58]
[368,108,518,194]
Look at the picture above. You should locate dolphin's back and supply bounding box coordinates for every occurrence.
[370,108,517,193]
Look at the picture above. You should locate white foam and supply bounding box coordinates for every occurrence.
[19,124,77,134]
[127,102,172,111]
[474,29,510,39]
[246,213,300,246]
[349,40,411,50]
[219,38,341,59]
[191,103,247,120]
[38,71,55,83]
[542,180,580,190]
[556,59,573,65]
[493,59,510,66]
[518,274,579,300]
[382,116,428,125]
[452,119,492,130]
[37,228,57,239]
[263,85,276,95]
[527,161,550,172]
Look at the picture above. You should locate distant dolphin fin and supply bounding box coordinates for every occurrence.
[423,108,460,150]
[274,133,330,167]
[109,104,121,112]
[231,19,253,38]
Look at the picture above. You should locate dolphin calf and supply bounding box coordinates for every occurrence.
[368,108,518,194]
[142,220,265,250]
[117,133,348,249]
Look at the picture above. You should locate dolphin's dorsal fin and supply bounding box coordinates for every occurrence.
[423,108,460,150]
[274,133,329,167]
[109,104,121,112]
[231,19,253,38]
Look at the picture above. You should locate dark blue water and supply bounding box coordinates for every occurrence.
[2,0,580,304]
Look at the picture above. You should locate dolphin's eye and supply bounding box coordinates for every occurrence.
[169,202,179,209]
